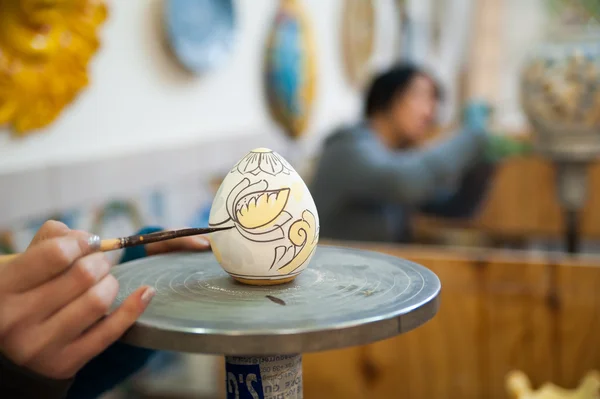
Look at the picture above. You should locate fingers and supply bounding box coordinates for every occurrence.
[0,254,113,370]
[42,275,120,345]
[145,235,210,257]
[25,252,113,322]
[27,220,70,248]
[9,285,153,380]
[7,275,119,363]
[2,233,99,293]
[62,286,155,373]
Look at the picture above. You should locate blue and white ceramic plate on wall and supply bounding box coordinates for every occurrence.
[164,0,236,74]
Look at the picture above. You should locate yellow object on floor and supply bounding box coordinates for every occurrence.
[506,370,600,399]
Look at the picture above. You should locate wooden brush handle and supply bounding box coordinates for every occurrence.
[0,226,231,264]
[103,227,227,250]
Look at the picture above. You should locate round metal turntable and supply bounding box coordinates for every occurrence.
[112,245,440,398]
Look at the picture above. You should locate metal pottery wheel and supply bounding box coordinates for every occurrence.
[112,245,440,398]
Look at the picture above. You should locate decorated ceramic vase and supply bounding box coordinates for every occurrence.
[264,0,317,140]
[208,148,319,285]
[520,26,600,158]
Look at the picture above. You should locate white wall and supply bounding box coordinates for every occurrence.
[0,0,546,176]
[0,0,368,175]
[392,0,473,124]
[496,0,547,131]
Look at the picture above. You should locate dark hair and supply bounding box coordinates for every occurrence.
[364,63,443,118]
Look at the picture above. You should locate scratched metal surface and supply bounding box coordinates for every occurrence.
[112,245,440,355]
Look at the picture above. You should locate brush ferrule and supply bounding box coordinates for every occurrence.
[88,235,101,251]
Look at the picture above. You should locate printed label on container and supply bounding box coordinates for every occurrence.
[225,354,303,399]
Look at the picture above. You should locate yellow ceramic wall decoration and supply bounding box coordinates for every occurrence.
[0,0,108,136]
[506,370,600,399]
[341,0,375,89]
[264,0,317,140]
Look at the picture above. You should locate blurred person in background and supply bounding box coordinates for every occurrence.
[0,221,209,398]
[310,63,497,243]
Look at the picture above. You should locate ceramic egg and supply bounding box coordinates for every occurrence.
[208,148,319,285]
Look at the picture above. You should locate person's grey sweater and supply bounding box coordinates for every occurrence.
[309,122,495,243]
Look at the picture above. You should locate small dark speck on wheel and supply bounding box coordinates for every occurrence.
[266,295,286,306]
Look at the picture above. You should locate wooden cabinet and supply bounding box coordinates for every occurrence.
[303,243,600,398]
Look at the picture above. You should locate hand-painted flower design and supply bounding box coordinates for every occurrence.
[209,178,293,242]
[209,146,319,280]
[270,209,319,274]
[232,148,292,176]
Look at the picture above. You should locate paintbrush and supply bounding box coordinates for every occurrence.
[0,226,232,264]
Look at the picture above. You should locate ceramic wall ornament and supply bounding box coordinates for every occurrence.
[0,232,15,255]
[92,201,143,263]
[10,212,81,252]
[164,0,236,74]
[92,201,143,234]
[0,0,107,136]
[209,148,320,286]
[264,0,317,140]
[341,0,376,89]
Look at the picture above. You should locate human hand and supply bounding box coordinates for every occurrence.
[118,226,212,265]
[484,134,532,163]
[0,221,155,380]
[462,99,492,133]
[144,229,211,257]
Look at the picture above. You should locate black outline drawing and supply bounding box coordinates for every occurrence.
[270,245,293,270]
[231,149,292,176]
[209,178,294,242]
[209,174,319,276]
[234,188,291,229]
[268,209,319,274]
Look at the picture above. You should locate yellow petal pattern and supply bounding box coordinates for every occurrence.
[235,188,291,229]
[278,209,318,275]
